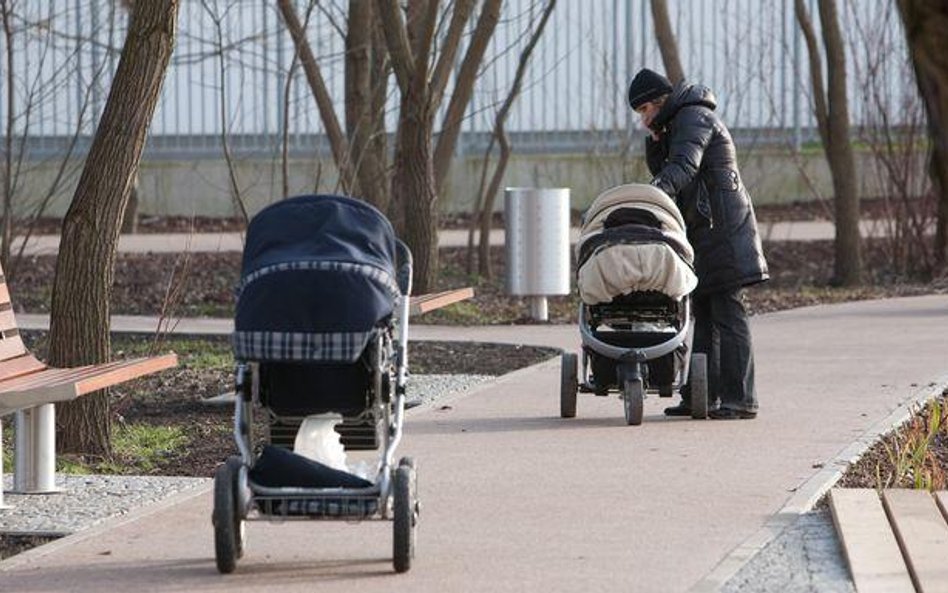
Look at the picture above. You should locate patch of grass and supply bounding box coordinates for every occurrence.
[98,424,190,474]
[875,397,947,491]
[421,300,485,325]
[112,335,233,371]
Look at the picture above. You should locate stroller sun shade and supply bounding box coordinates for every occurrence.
[576,184,697,304]
[234,194,400,363]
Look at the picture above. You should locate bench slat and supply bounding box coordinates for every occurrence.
[883,489,948,593]
[0,308,16,334]
[0,282,10,307]
[0,354,47,381]
[0,354,178,415]
[74,354,178,395]
[0,335,28,362]
[829,488,914,593]
[409,287,474,316]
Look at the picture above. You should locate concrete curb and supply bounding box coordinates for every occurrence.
[687,372,948,592]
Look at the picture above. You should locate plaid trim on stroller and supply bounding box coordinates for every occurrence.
[236,260,400,301]
[233,329,377,363]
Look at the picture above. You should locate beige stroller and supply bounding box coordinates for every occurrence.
[560,183,708,425]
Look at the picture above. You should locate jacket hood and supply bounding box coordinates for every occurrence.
[652,82,717,128]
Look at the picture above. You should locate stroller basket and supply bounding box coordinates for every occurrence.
[252,489,381,520]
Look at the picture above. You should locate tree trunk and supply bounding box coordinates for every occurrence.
[819,0,861,285]
[387,0,439,293]
[50,0,179,455]
[898,0,948,268]
[121,173,140,234]
[1,0,14,270]
[795,0,862,285]
[393,90,438,293]
[345,0,389,210]
[650,0,684,83]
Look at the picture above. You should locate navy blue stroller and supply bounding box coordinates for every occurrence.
[212,194,418,574]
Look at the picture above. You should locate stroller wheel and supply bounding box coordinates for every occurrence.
[560,353,578,418]
[689,353,709,420]
[393,464,418,573]
[622,378,644,426]
[213,456,245,574]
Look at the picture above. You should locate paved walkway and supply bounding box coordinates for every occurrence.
[3,295,948,592]
[6,219,904,255]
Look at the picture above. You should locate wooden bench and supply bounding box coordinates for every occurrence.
[0,267,177,507]
[830,488,948,593]
[408,287,475,317]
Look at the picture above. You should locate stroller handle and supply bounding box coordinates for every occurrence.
[395,239,413,297]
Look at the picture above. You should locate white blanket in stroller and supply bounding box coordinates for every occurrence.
[576,184,697,304]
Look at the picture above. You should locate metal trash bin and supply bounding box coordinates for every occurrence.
[504,187,570,321]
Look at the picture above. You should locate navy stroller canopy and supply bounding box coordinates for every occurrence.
[234,194,401,363]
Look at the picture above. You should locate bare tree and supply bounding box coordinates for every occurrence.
[468,0,557,278]
[280,0,504,293]
[50,0,180,455]
[846,3,935,278]
[897,0,948,270]
[650,0,684,84]
[795,0,862,285]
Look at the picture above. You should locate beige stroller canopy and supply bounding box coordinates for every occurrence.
[576,184,697,304]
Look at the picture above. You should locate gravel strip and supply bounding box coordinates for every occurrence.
[720,510,855,593]
[0,475,208,536]
[0,373,493,538]
[408,373,494,408]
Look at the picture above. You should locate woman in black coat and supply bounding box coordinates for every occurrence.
[627,68,769,420]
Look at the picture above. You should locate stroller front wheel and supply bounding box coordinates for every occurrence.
[213,456,245,573]
[622,378,644,426]
[393,462,418,573]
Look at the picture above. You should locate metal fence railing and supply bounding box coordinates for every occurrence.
[0,0,915,159]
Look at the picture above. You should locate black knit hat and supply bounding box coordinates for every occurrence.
[627,68,673,109]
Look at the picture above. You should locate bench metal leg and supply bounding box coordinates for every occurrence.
[13,404,59,494]
[13,409,32,492]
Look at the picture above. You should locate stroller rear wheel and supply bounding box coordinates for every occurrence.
[393,458,418,573]
[213,456,245,574]
[622,378,644,426]
[560,353,578,418]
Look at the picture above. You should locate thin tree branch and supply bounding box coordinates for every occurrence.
[375,0,414,94]
[278,0,353,192]
[429,0,475,105]
[433,0,502,192]
[794,0,830,143]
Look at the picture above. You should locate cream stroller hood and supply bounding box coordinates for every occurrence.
[577,184,697,304]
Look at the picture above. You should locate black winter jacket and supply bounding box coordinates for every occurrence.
[646,82,769,295]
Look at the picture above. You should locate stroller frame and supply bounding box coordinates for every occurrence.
[561,291,708,425]
[213,239,418,574]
